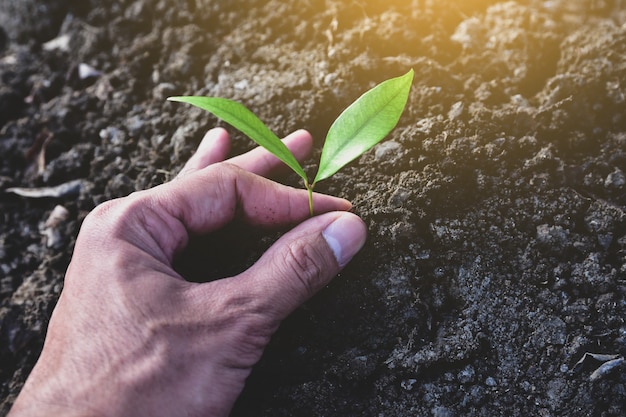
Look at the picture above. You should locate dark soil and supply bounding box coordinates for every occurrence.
[1,0,626,415]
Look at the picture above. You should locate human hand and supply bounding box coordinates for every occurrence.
[9,128,367,417]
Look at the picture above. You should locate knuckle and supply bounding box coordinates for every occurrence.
[81,192,148,236]
[81,199,120,234]
[283,239,329,297]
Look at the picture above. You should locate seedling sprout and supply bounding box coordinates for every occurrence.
[168,69,413,215]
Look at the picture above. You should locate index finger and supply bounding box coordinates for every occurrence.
[228,129,313,178]
[146,163,352,261]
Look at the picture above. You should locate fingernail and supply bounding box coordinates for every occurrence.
[322,214,367,268]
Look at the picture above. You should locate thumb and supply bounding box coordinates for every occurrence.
[239,212,367,321]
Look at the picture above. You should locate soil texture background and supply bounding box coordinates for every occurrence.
[1,0,626,415]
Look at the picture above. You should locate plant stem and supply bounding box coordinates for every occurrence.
[306,182,315,217]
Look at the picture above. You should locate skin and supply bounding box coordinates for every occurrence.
[9,128,367,417]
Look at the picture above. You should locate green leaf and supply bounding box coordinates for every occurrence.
[167,96,307,182]
[313,69,414,184]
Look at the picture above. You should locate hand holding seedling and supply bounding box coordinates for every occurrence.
[169,69,413,215]
[9,128,367,417]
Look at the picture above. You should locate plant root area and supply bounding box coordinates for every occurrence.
[1,1,626,415]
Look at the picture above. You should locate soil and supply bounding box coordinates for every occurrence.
[1,0,626,415]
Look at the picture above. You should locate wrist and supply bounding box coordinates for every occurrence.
[9,346,122,417]
[9,365,107,417]
[9,401,107,417]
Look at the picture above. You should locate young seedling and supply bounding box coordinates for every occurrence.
[168,69,413,215]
